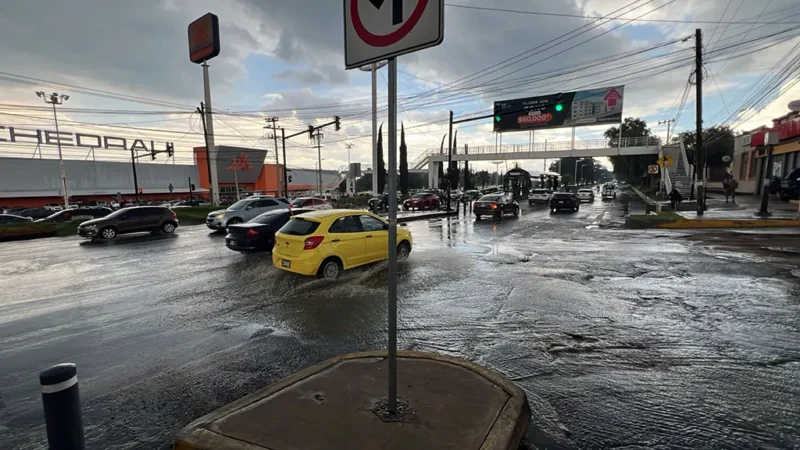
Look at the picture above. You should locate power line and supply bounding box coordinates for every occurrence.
[444,3,800,24]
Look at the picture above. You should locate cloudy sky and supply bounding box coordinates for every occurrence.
[1,0,799,173]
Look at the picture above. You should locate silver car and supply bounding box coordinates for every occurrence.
[206,196,289,231]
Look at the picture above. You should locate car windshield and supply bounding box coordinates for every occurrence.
[412,193,428,199]
[290,198,306,206]
[479,195,503,201]
[554,193,573,198]
[279,218,320,236]
[532,189,547,194]
[579,190,592,193]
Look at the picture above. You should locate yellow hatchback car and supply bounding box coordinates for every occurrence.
[272,209,413,279]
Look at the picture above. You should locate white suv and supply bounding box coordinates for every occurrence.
[206,196,289,231]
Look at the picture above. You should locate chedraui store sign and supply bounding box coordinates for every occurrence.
[0,126,174,152]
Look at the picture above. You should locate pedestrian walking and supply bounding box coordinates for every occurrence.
[723,173,739,203]
[669,187,683,211]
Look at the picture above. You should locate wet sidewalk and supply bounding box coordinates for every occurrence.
[678,194,800,220]
[174,351,530,450]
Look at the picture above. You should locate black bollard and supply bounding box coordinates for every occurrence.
[40,363,85,450]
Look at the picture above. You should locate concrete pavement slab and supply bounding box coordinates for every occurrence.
[174,351,530,450]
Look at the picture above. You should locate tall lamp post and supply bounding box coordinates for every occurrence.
[359,61,388,196]
[37,91,70,208]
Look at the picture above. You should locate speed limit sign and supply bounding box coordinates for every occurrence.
[344,0,444,69]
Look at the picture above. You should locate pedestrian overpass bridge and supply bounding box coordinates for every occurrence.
[411,136,660,166]
[410,136,661,187]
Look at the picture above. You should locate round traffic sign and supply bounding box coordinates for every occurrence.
[351,0,429,47]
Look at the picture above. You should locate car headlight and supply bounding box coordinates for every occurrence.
[215,213,225,219]
[83,224,97,230]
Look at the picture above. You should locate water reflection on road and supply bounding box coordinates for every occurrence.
[0,195,798,449]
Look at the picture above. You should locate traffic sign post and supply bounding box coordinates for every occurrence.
[344,0,443,415]
[657,154,674,169]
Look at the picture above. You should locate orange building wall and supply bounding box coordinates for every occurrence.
[194,147,285,196]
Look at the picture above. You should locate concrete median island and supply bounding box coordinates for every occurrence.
[174,351,530,450]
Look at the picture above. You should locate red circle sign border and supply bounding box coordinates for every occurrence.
[351,0,429,48]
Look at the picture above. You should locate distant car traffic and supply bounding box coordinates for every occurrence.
[368,193,402,213]
[577,189,595,202]
[550,192,580,212]
[460,190,482,202]
[44,203,63,211]
[78,206,178,240]
[290,197,333,210]
[206,196,290,231]
[272,209,413,279]
[601,184,616,200]
[473,194,519,221]
[403,192,439,211]
[17,208,52,220]
[0,214,33,225]
[226,208,314,253]
[35,207,112,223]
[528,189,553,205]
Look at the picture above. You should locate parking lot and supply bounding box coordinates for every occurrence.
[1,193,799,449]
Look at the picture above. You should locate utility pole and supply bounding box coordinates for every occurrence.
[359,62,387,196]
[265,117,281,196]
[37,91,70,208]
[346,143,354,195]
[658,119,676,143]
[695,28,705,216]
[201,62,219,206]
[447,110,454,211]
[197,103,215,205]
[313,130,324,196]
[130,145,140,205]
[281,128,288,197]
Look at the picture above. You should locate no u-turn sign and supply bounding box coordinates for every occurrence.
[343,0,444,69]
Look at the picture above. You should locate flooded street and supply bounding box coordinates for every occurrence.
[1,196,799,449]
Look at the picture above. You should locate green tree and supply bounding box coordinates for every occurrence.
[605,117,656,184]
[399,122,409,196]
[474,170,491,188]
[561,174,575,186]
[377,123,386,194]
[673,126,734,168]
[448,131,459,189]
[438,133,446,187]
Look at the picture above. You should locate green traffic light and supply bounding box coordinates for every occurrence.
[494,116,501,122]
[555,103,564,112]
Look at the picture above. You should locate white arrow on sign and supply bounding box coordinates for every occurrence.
[343,0,444,69]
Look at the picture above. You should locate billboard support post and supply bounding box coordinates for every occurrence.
[202,62,219,206]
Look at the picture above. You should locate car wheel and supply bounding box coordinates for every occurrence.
[529,200,534,206]
[514,206,519,217]
[475,215,481,221]
[100,227,117,240]
[398,242,411,259]
[496,211,503,221]
[318,258,342,280]
[162,222,176,234]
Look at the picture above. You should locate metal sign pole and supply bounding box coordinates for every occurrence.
[386,57,399,414]
[202,61,219,207]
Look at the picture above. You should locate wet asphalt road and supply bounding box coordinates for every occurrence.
[1,192,799,449]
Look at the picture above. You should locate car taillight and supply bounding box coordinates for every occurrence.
[472,202,476,208]
[303,236,324,250]
[247,228,259,237]
[172,212,177,219]
[491,203,497,209]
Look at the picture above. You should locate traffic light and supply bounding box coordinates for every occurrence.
[167,143,174,158]
[138,188,143,194]
[308,125,315,138]
[554,93,564,112]
[190,183,196,191]
[335,115,341,131]
[288,175,293,183]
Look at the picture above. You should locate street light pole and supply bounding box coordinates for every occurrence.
[359,61,387,195]
[37,91,69,208]
[314,131,324,196]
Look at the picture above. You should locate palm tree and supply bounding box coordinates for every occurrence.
[475,170,491,188]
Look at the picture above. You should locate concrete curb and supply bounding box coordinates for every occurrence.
[174,350,531,450]
[656,218,800,229]
[387,211,458,223]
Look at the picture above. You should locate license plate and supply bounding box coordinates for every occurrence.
[281,259,291,268]
[227,240,236,247]
[557,201,563,204]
